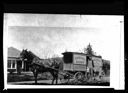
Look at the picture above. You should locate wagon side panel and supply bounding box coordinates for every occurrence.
[72,53,87,71]
[63,63,73,71]
[73,64,86,71]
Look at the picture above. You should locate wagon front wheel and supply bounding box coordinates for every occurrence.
[74,72,84,81]
[60,75,70,84]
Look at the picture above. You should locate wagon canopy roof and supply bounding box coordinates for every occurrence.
[62,52,102,58]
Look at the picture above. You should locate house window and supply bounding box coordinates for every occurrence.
[8,60,16,69]
[8,60,11,68]
[12,60,16,68]
[22,61,24,69]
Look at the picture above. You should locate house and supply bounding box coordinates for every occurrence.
[8,47,27,73]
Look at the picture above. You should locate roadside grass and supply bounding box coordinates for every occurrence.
[7,72,52,82]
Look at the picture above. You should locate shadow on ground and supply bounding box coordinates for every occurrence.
[15,82,110,86]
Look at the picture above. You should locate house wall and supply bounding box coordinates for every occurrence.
[7,57,23,73]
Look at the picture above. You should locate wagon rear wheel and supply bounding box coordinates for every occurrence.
[74,72,84,81]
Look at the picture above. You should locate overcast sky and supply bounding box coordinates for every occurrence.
[4,14,123,60]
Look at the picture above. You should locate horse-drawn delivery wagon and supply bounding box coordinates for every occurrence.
[20,49,105,84]
[60,52,105,83]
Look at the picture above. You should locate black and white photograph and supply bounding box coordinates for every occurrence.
[4,13,124,89]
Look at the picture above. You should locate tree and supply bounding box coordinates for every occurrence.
[84,43,95,55]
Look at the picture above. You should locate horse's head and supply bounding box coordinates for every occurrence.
[20,49,26,60]
[20,49,29,61]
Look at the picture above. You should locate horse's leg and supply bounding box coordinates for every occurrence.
[56,76,58,85]
[56,72,59,84]
[33,69,38,84]
[52,76,55,85]
[51,72,54,85]
[51,77,53,84]
[35,74,37,84]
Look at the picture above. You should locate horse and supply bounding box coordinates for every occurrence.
[20,49,61,84]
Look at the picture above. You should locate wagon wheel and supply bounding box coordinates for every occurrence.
[99,71,105,80]
[60,74,70,84]
[74,72,84,81]
[101,71,105,77]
